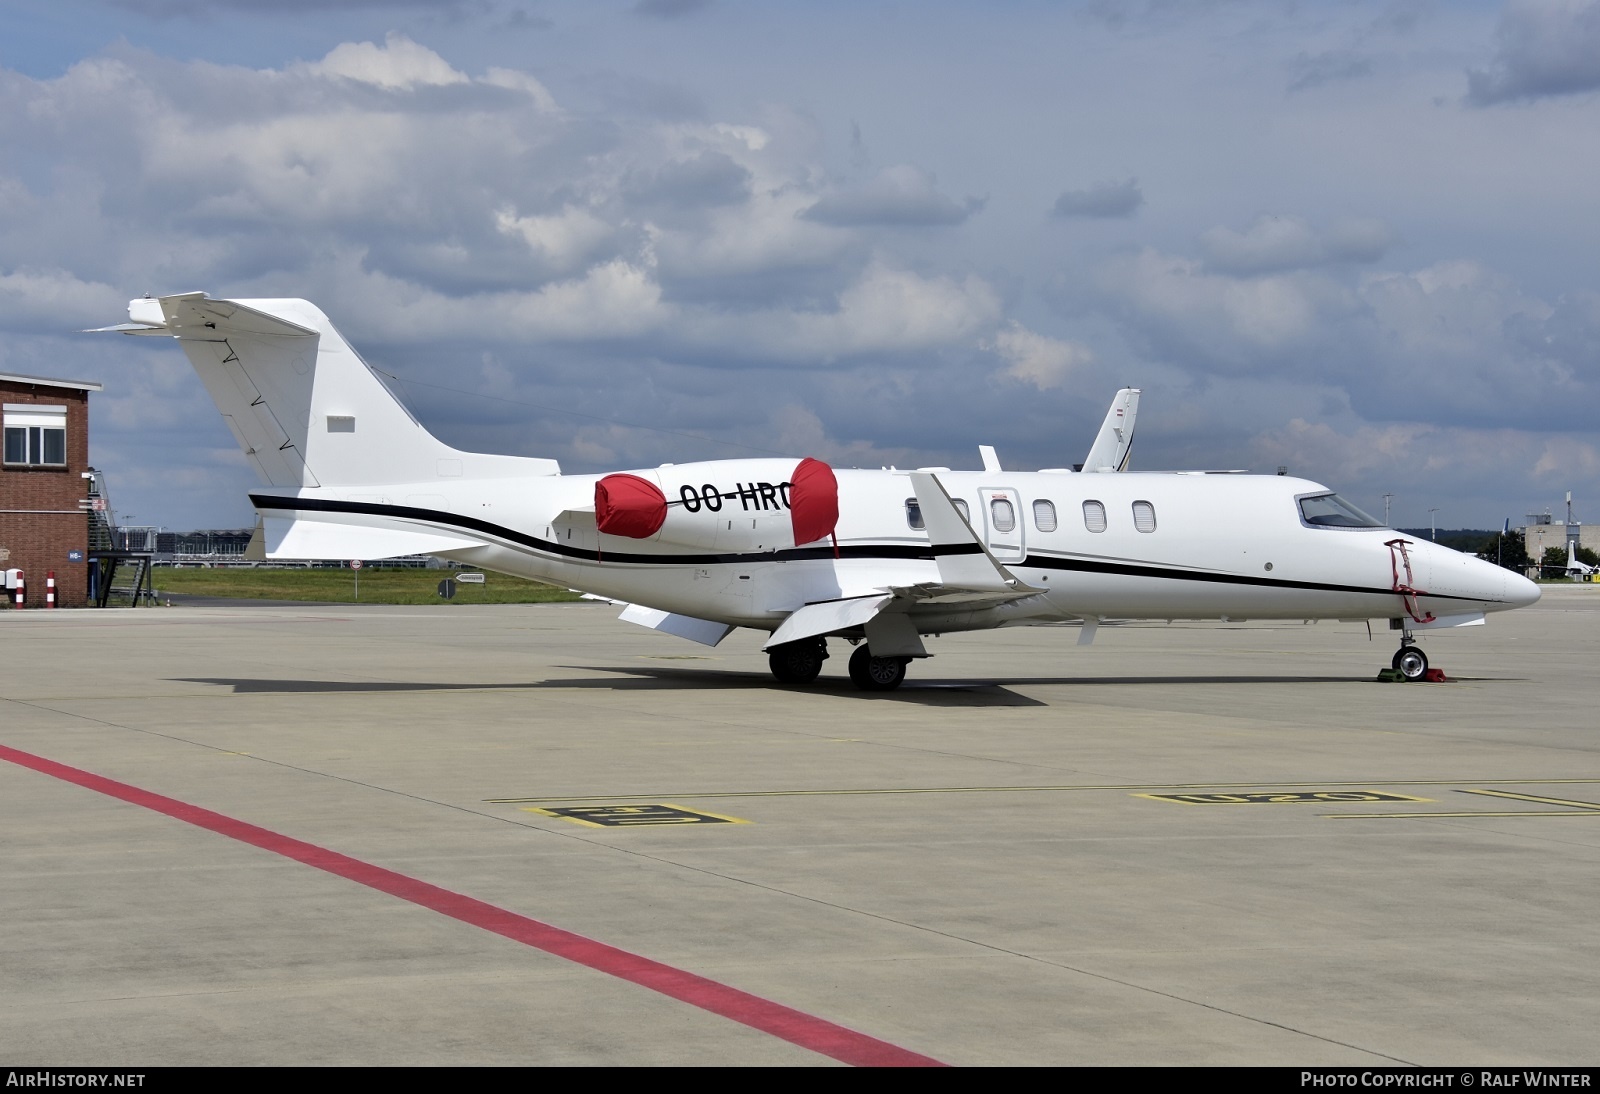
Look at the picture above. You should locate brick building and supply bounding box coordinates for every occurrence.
[1,372,103,608]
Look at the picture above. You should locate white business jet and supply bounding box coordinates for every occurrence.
[1563,541,1597,579]
[99,294,1539,690]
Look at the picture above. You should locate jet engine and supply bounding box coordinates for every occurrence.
[595,457,838,553]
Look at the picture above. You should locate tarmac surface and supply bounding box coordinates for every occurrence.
[2,585,1597,1066]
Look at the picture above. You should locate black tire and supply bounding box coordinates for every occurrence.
[768,638,827,685]
[1392,645,1428,681]
[848,644,908,691]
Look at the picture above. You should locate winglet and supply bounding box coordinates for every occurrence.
[909,472,1039,592]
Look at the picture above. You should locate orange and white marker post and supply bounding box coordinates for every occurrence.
[13,570,23,608]
[46,570,57,608]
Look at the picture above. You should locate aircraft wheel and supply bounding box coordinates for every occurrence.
[848,644,907,691]
[1392,645,1428,681]
[768,638,827,685]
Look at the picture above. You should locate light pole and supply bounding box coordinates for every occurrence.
[1428,508,1439,541]
[1383,493,1393,527]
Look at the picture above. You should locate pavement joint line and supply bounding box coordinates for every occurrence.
[485,777,1600,803]
[1322,787,1600,819]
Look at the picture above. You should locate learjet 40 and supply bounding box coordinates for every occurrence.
[98,294,1539,690]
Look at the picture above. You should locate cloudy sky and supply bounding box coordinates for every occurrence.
[3,0,1598,532]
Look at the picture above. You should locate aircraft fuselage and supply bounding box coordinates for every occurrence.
[251,463,1533,633]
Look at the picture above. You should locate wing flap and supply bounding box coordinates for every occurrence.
[617,604,734,647]
[764,595,891,650]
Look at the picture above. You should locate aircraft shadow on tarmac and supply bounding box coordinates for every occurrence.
[175,671,1044,706]
[177,668,1374,707]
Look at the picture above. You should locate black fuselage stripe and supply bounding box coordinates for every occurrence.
[250,494,1485,604]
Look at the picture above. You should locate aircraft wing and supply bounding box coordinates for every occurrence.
[762,473,1044,652]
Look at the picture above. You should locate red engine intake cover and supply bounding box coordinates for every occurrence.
[789,457,839,546]
[595,473,667,539]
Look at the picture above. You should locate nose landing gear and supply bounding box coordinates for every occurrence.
[1392,640,1429,682]
[1383,538,1441,682]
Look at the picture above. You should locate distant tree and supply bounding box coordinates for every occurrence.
[1542,546,1568,576]
[1489,530,1529,572]
[1578,544,1600,568]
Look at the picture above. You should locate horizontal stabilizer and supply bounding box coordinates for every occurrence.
[264,517,485,560]
[618,604,734,647]
[765,595,891,650]
[84,322,172,337]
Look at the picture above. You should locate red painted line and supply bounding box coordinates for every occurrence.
[0,744,943,1067]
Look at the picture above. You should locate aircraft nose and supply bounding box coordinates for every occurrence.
[1505,569,1541,609]
[1422,544,1538,611]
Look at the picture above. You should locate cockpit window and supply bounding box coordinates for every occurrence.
[1298,493,1384,529]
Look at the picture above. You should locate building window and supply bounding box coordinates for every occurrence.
[905,498,924,530]
[1132,500,1156,532]
[3,405,67,467]
[1033,499,1057,532]
[1083,500,1107,533]
[990,497,1016,533]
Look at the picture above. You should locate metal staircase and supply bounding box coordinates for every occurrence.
[85,470,154,607]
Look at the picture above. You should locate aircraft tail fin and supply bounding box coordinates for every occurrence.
[98,293,559,489]
[1081,387,1140,472]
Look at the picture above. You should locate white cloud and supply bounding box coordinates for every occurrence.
[0,267,126,331]
[1095,248,1350,370]
[986,322,1094,390]
[1199,215,1397,275]
[802,165,983,227]
[1532,436,1600,478]
[309,33,470,91]
[495,205,619,275]
[791,261,1002,357]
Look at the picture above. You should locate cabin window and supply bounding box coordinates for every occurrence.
[1082,500,1107,533]
[990,497,1016,533]
[1298,492,1384,529]
[3,405,67,467]
[1132,500,1156,533]
[953,498,970,522]
[1033,499,1057,532]
[905,498,924,530]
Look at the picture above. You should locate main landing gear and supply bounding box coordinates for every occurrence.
[847,644,908,692]
[767,637,828,685]
[765,638,910,691]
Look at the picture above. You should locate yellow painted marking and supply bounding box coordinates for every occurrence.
[1457,788,1600,810]
[485,778,1600,805]
[1324,787,1600,819]
[1328,810,1600,818]
[1137,790,1432,806]
[521,803,750,828]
